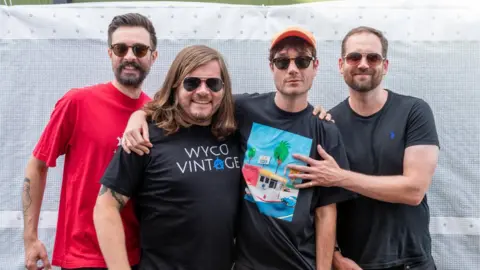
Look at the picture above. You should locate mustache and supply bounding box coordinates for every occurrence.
[119,61,143,71]
[353,70,374,75]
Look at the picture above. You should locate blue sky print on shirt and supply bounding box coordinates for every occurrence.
[242,122,312,222]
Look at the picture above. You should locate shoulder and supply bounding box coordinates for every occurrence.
[140,91,152,102]
[303,110,343,149]
[389,90,431,111]
[389,90,432,118]
[234,92,274,107]
[61,82,109,103]
[146,120,167,143]
[328,98,349,118]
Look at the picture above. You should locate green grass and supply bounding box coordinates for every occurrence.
[2,0,331,5]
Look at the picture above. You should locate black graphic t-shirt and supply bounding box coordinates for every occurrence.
[100,123,242,270]
[329,90,440,269]
[233,92,356,270]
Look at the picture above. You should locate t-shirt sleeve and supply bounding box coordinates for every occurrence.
[32,90,79,167]
[405,99,440,148]
[314,122,358,208]
[100,146,150,198]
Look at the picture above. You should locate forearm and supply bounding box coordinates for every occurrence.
[93,205,130,270]
[23,157,47,241]
[338,170,423,205]
[315,204,336,270]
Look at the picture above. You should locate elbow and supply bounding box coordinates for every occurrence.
[25,157,48,176]
[404,186,426,206]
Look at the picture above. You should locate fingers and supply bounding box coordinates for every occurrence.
[122,130,151,156]
[325,113,332,121]
[121,136,131,154]
[40,255,51,270]
[141,122,152,147]
[289,173,314,180]
[291,153,317,165]
[287,164,314,174]
[317,145,333,161]
[294,181,316,189]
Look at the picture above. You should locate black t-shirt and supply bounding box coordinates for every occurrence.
[329,90,440,269]
[233,92,356,270]
[100,123,242,270]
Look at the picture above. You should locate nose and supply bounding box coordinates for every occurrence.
[357,56,369,69]
[287,59,299,74]
[123,47,137,61]
[195,81,210,94]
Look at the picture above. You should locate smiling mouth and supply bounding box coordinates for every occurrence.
[193,101,210,105]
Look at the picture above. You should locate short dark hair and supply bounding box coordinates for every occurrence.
[341,26,388,58]
[269,36,317,62]
[107,13,157,50]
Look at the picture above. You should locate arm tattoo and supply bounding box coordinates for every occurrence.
[110,190,126,210]
[22,178,32,217]
[98,185,108,196]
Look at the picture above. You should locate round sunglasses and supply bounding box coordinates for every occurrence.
[183,77,224,92]
[110,43,152,58]
[344,52,385,66]
[272,56,315,70]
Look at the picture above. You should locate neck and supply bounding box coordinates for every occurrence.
[274,92,308,113]
[348,87,388,117]
[112,79,142,99]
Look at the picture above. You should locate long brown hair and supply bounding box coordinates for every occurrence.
[144,45,236,140]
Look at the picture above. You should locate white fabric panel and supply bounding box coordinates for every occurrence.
[0,0,479,269]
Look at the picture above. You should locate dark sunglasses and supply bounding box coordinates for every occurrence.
[110,43,152,58]
[344,52,385,66]
[272,56,314,70]
[183,77,224,92]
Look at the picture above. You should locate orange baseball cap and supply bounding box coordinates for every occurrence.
[270,26,316,49]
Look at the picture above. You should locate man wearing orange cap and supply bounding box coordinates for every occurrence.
[231,27,355,270]
[118,26,355,269]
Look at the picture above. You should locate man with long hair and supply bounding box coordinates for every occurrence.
[22,13,157,270]
[93,45,242,270]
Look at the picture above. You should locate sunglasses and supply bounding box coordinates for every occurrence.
[344,52,385,66]
[272,56,314,70]
[110,43,152,58]
[183,77,224,92]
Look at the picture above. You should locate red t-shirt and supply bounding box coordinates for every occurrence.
[33,82,151,268]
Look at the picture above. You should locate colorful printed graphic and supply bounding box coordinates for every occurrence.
[243,123,312,222]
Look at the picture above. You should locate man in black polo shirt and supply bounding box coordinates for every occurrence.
[291,26,440,270]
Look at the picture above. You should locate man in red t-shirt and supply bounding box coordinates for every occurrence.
[22,13,158,270]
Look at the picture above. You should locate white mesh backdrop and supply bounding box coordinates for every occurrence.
[1,0,479,269]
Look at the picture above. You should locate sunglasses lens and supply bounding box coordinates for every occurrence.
[206,78,224,92]
[274,58,290,70]
[112,44,128,57]
[132,44,149,58]
[366,53,383,66]
[345,52,362,65]
[295,57,312,69]
[183,77,201,91]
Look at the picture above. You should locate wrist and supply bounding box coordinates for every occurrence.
[23,234,38,243]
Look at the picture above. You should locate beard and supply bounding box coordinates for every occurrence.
[114,61,149,88]
[345,68,382,92]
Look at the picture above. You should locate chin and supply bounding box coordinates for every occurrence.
[279,88,308,96]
